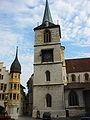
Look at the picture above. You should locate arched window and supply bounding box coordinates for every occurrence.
[44,29,51,43]
[71,74,76,81]
[84,73,89,81]
[46,94,52,107]
[46,71,50,81]
[68,91,79,106]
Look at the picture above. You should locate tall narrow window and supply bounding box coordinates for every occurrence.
[13,93,16,100]
[68,91,79,106]
[18,84,19,90]
[0,94,1,100]
[17,94,19,100]
[10,93,12,100]
[10,83,13,90]
[46,71,50,81]
[46,94,52,107]
[1,83,3,90]
[84,73,89,81]
[71,74,76,81]
[44,29,51,43]
[0,74,1,79]
[2,94,4,100]
[1,75,3,79]
[14,84,17,90]
[3,84,7,92]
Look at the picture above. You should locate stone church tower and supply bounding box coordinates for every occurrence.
[33,0,66,117]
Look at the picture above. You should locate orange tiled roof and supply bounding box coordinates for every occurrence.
[65,58,90,73]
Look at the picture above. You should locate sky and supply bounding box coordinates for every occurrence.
[0,0,90,92]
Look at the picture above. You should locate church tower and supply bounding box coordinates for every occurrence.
[8,47,21,119]
[33,0,66,117]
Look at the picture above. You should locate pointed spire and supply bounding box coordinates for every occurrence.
[42,0,53,24]
[15,46,18,59]
[10,46,21,73]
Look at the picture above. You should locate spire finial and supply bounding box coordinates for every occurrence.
[16,46,18,58]
[42,0,53,24]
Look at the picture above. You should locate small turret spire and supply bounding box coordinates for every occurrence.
[42,0,53,24]
[10,46,21,73]
[15,46,18,59]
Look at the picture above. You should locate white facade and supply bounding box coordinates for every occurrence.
[0,62,9,108]
[67,72,90,83]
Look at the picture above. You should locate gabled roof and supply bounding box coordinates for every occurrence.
[65,58,90,73]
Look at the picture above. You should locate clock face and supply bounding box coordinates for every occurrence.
[42,49,53,62]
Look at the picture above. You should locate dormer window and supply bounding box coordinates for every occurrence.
[44,29,51,43]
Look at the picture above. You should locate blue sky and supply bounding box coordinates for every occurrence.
[0,0,90,91]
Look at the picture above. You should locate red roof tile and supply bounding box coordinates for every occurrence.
[65,58,90,73]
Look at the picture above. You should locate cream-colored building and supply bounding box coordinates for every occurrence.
[0,47,24,119]
[27,0,90,118]
[0,62,9,113]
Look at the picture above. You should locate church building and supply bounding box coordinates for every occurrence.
[27,0,90,118]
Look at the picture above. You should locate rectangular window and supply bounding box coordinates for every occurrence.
[10,93,12,100]
[2,94,4,100]
[0,74,3,79]
[0,94,1,100]
[1,75,3,79]
[13,93,16,100]
[3,84,7,92]
[0,74,1,79]
[17,94,19,100]
[1,83,3,90]
[18,84,19,90]
[14,84,17,89]
[10,83,13,90]
[42,49,53,62]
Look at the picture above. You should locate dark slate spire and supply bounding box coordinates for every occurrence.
[42,0,53,24]
[10,46,21,74]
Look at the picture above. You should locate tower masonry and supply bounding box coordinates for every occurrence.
[33,0,66,118]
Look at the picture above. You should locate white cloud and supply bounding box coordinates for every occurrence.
[0,0,90,91]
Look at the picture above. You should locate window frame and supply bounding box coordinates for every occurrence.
[71,74,76,82]
[41,49,53,62]
[44,29,51,43]
[46,94,52,107]
[46,71,50,81]
[68,90,79,106]
[84,73,89,81]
